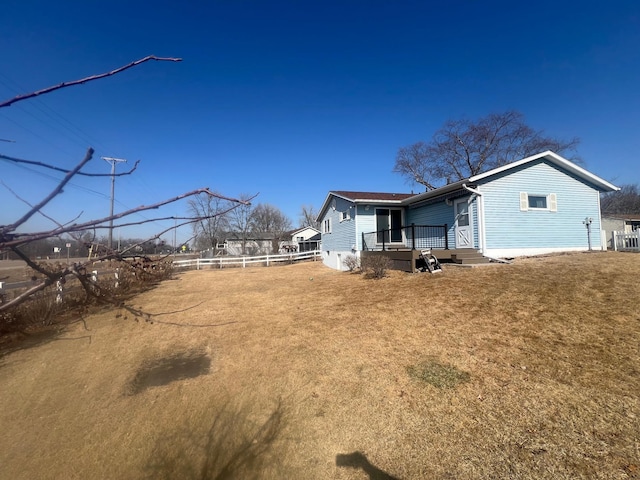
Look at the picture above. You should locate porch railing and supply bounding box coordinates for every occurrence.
[362,224,448,251]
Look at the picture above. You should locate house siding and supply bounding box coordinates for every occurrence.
[407,196,478,249]
[477,160,603,256]
[355,205,376,250]
[319,195,357,269]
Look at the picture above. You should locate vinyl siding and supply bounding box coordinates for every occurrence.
[478,160,603,250]
[355,205,376,249]
[319,195,356,252]
[408,196,477,249]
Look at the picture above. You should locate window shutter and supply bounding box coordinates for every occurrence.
[549,193,557,212]
[519,192,528,211]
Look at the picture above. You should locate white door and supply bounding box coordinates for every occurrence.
[454,198,473,248]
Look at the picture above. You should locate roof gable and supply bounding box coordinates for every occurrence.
[470,151,619,192]
[407,151,619,206]
[318,190,414,220]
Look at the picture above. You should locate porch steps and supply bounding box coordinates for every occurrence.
[449,249,491,265]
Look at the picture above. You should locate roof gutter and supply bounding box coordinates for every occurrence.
[462,183,482,196]
[462,183,486,254]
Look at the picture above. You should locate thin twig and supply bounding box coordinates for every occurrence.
[0,55,182,108]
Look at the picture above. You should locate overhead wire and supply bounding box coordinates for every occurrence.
[0,71,183,238]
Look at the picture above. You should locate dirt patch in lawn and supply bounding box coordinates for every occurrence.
[1,252,639,479]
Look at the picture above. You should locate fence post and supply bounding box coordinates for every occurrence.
[266,254,270,267]
[56,278,64,304]
[243,256,246,268]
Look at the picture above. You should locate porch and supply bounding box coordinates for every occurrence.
[361,224,488,272]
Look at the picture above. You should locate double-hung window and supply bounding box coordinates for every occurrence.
[322,218,331,234]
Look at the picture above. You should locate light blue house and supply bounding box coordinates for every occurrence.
[317,151,619,271]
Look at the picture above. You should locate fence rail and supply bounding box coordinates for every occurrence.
[362,224,448,251]
[613,230,640,251]
[173,250,321,270]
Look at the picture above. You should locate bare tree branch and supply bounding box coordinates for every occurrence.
[0,55,182,109]
[0,153,140,176]
[1,188,252,248]
[2,147,95,234]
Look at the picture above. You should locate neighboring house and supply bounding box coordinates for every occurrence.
[317,151,619,271]
[288,226,321,252]
[601,214,640,249]
[211,228,321,256]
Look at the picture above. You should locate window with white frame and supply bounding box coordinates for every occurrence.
[340,210,350,222]
[520,192,557,212]
[322,218,332,233]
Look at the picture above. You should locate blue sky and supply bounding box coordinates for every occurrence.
[1,1,639,245]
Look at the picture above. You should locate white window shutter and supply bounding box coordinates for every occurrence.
[519,192,528,211]
[549,193,557,212]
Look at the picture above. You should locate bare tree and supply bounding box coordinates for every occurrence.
[250,204,292,253]
[298,205,320,230]
[394,111,580,190]
[227,194,255,255]
[188,191,233,252]
[601,184,640,215]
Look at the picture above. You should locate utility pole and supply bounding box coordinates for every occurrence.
[102,156,127,250]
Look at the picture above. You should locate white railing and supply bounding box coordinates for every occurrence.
[612,230,640,251]
[173,250,321,270]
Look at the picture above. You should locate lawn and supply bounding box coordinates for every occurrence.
[0,252,639,479]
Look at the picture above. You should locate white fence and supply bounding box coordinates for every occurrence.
[173,250,321,270]
[612,230,640,251]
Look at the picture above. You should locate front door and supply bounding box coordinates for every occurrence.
[454,198,473,248]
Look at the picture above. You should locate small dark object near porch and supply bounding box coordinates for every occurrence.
[417,249,442,274]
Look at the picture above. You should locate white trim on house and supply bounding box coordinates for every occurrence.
[469,151,620,192]
[483,245,604,258]
[462,183,485,252]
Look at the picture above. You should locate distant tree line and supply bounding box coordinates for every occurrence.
[188,195,320,255]
[601,184,640,215]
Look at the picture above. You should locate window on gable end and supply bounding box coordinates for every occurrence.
[520,192,557,211]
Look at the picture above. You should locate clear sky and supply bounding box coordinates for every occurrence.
[1,1,639,245]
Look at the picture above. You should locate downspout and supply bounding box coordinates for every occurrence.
[462,184,486,254]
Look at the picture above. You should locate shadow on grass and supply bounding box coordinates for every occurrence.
[126,350,211,395]
[336,451,400,480]
[0,327,91,366]
[143,399,287,480]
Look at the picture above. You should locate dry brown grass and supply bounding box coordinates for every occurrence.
[1,252,639,479]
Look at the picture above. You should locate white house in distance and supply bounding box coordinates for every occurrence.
[317,151,619,271]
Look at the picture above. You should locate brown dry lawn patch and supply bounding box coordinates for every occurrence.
[0,252,639,479]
